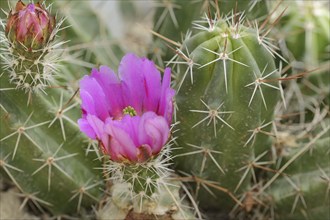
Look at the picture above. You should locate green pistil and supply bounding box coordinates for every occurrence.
[123,106,137,116]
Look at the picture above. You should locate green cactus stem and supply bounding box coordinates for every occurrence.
[0,73,104,215]
[98,141,201,219]
[172,15,280,212]
[272,1,330,70]
[266,121,330,220]
[152,0,269,66]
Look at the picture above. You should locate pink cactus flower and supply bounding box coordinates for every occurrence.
[78,53,175,163]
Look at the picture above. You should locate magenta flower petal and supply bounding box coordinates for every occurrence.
[90,66,124,117]
[39,11,49,28]
[140,57,161,112]
[27,3,35,11]
[18,7,41,40]
[80,75,109,121]
[119,54,145,114]
[105,116,138,162]
[85,115,105,140]
[79,115,109,153]
[104,112,170,162]
[142,112,170,154]
[80,90,96,116]
[159,67,175,125]
[164,89,176,125]
[77,118,96,139]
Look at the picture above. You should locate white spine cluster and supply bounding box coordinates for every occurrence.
[103,143,173,208]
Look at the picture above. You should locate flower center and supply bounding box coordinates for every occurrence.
[122,106,137,116]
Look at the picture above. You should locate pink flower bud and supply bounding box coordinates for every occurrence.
[5,1,55,49]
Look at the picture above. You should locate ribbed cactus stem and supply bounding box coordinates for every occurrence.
[98,145,199,219]
[105,158,165,203]
[266,125,330,220]
[273,1,330,70]
[173,14,280,212]
[0,73,104,214]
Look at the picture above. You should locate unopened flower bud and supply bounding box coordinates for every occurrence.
[5,0,55,50]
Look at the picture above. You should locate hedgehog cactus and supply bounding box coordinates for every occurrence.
[0,2,105,215]
[152,0,269,66]
[1,0,330,219]
[0,74,104,214]
[1,1,197,214]
[171,13,281,212]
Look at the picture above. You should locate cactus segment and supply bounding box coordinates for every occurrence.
[273,1,330,69]
[267,124,330,220]
[0,74,104,215]
[172,17,280,212]
[98,141,200,219]
[272,1,330,109]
